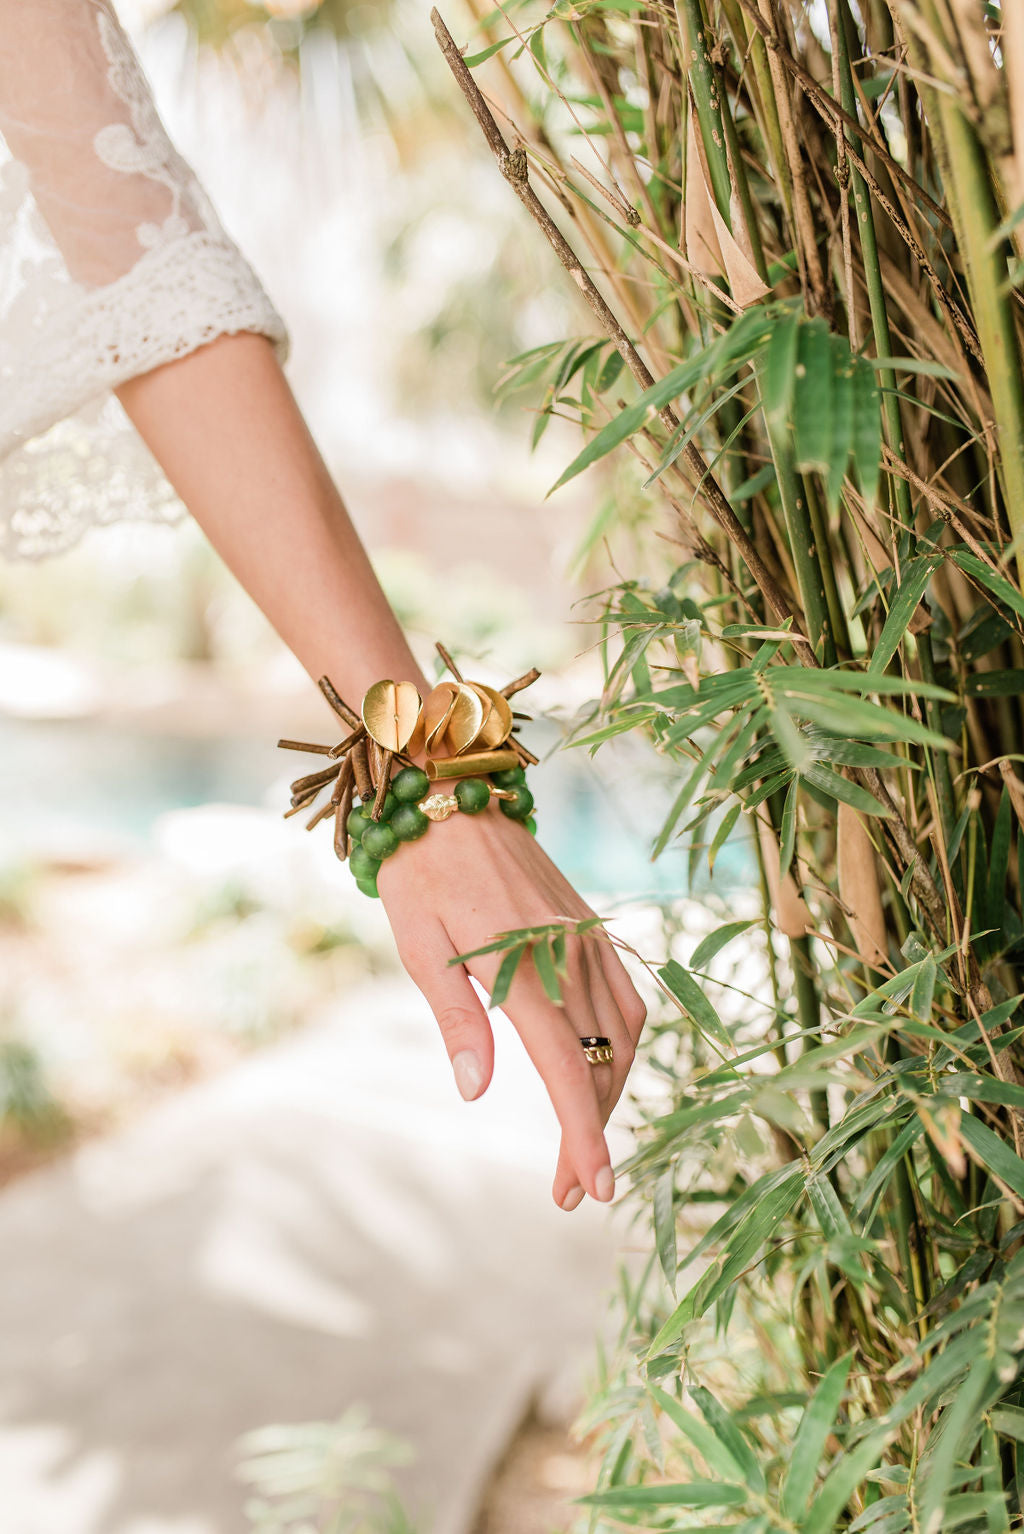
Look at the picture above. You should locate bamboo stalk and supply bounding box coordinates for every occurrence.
[430,6,811,647]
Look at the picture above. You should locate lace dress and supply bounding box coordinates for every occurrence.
[0,0,289,561]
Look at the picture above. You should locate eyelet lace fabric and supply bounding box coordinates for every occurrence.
[0,0,289,561]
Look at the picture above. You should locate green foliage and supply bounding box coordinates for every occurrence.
[445,0,1024,1527]
[237,1404,415,1534]
[0,1036,70,1146]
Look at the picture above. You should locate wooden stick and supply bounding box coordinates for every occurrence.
[502,668,540,699]
[284,790,320,818]
[334,760,356,859]
[351,739,373,801]
[317,675,361,729]
[509,737,539,767]
[331,753,355,806]
[436,641,464,681]
[278,738,334,755]
[290,762,341,798]
[371,749,394,820]
[305,799,336,831]
[328,723,367,759]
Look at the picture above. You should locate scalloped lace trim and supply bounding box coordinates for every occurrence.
[0,231,289,452]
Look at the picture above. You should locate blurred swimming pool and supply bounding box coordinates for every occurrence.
[0,712,750,898]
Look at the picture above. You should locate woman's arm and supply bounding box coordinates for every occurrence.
[116,331,646,1211]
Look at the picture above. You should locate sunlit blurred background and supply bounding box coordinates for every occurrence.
[0,4,728,1530]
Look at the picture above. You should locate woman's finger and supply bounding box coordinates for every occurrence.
[597,938,648,1046]
[395,922,495,1101]
[551,942,637,1209]
[473,936,616,1204]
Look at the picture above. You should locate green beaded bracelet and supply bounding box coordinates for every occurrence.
[344,769,537,898]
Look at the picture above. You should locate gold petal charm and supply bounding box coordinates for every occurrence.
[420,793,458,821]
[362,680,422,752]
[423,683,458,753]
[422,683,484,756]
[447,683,486,753]
[466,682,514,749]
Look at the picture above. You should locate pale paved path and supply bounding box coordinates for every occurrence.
[0,977,629,1534]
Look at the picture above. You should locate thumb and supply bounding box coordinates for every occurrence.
[403,933,495,1102]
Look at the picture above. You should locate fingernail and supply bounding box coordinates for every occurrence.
[594,1165,615,1202]
[452,1049,483,1101]
[560,1185,585,1212]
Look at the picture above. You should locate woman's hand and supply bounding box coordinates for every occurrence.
[375,800,647,1210]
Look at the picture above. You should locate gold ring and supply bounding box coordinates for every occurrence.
[579,1035,614,1064]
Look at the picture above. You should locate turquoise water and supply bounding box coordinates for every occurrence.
[0,714,749,897]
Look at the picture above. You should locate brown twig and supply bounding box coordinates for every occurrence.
[328,723,367,759]
[334,757,356,859]
[284,790,320,819]
[371,750,394,820]
[502,667,541,699]
[305,799,336,830]
[436,642,464,681]
[351,739,373,801]
[331,752,355,806]
[290,762,341,801]
[278,738,334,756]
[318,675,361,729]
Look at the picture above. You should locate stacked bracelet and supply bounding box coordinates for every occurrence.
[278,642,540,898]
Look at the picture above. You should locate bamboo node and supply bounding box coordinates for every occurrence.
[501,146,528,184]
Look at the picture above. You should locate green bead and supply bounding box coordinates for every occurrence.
[355,878,380,899]
[362,822,399,860]
[525,816,537,836]
[376,791,399,822]
[499,784,535,822]
[455,778,490,815]
[392,766,430,803]
[350,844,381,882]
[390,803,430,841]
[490,766,527,789]
[347,804,373,842]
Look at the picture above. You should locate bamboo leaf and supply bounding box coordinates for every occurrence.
[779,776,798,877]
[851,360,883,512]
[868,556,941,674]
[708,801,743,874]
[658,960,733,1052]
[532,938,563,1005]
[691,920,757,971]
[690,1386,765,1493]
[948,549,1024,622]
[760,308,801,431]
[576,1481,748,1508]
[653,1167,677,1288]
[958,1115,1024,1198]
[646,1385,747,1483]
[650,1169,805,1344]
[780,1354,853,1519]
[488,943,528,1008]
[549,307,774,493]
[802,1425,895,1534]
[793,319,834,474]
[867,355,960,380]
[804,763,891,816]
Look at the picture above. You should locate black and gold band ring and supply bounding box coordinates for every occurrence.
[579,1035,614,1065]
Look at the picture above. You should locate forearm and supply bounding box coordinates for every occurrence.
[114,332,429,701]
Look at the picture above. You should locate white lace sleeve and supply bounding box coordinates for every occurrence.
[0,0,290,561]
